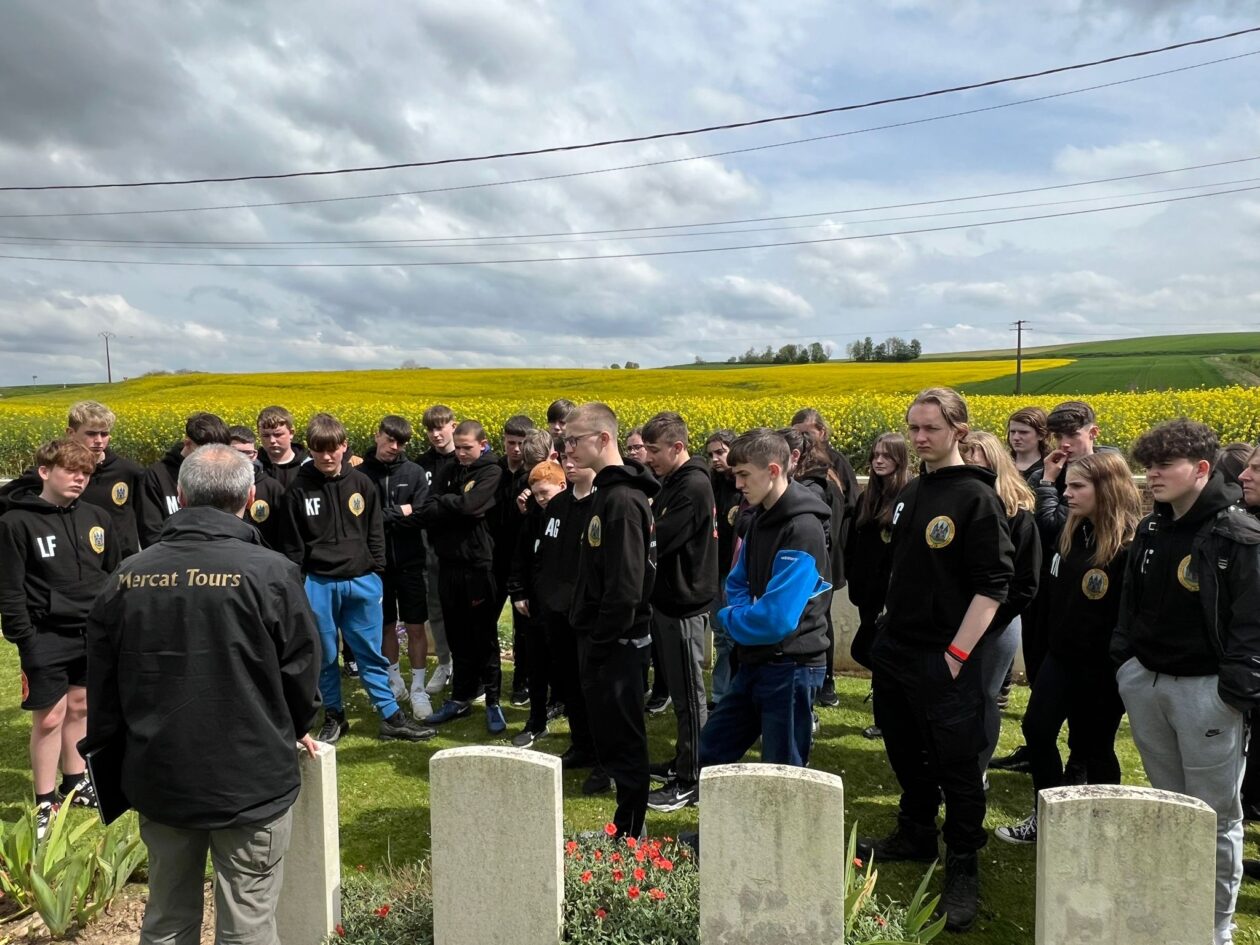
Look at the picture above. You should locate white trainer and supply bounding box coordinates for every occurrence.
[388,669,408,703]
[425,662,452,694]
[411,690,434,721]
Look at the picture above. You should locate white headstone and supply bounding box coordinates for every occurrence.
[430,746,563,945]
[1036,784,1215,945]
[700,763,846,945]
[276,742,341,945]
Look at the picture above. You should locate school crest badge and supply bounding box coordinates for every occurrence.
[110,481,129,506]
[880,527,892,544]
[587,514,603,548]
[348,492,365,517]
[925,515,955,549]
[88,526,105,555]
[250,500,270,523]
[1081,568,1109,600]
[463,480,476,493]
[727,505,739,527]
[1177,554,1199,592]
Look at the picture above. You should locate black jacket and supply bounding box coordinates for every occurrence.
[278,463,385,578]
[1047,522,1128,664]
[570,460,659,644]
[718,480,832,666]
[360,447,429,570]
[845,513,893,612]
[712,470,742,580]
[1112,472,1260,711]
[493,460,529,582]
[140,444,184,548]
[991,507,1041,636]
[416,447,458,491]
[798,470,848,591]
[509,488,592,618]
[259,445,311,491]
[417,451,503,568]
[883,464,1015,648]
[1033,446,1120,543]
[245,465,286,550]
[0,494,119,648]
[652,457,719,618]
[79,507,321,829]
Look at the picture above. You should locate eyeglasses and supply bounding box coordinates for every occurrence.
[563,432,602,449]
[626,443,647,453]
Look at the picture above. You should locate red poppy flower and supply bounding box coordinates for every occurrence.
[374,905,391,918]
[627,885,640,899]
[633,867,646,882]
[595,908,607,920]
[611,852,622,863]
[594,850,603,861]
[566,841,579,855]
[626,836,637,849]
[604,823,618,836]
[659,859,674,871]
[581,870,593,884]
[649,888,666,901]
[335,924,345,938]
[853,857,864,869]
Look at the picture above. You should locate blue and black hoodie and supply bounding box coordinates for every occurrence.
[716,480,833,666]
[278,461,385,578]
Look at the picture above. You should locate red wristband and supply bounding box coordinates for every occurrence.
[947,644,970,664]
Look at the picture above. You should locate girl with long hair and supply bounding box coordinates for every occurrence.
[960,431,1041,779]
[995,450,1140,845]
[1007,407,1049,483]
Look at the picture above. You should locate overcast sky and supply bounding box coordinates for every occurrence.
[1,0,1258,383]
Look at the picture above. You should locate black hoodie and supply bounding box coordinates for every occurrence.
[712,469,742,580]
[1,449,144,559]
[570,460,659,644]
[493,459,529,586]
[652,456,719,618]
[509,487,594,618]
[798,469,848,591]
[0,493,119,648]
[80,507,321,830]
[416,446,458,491]
[360,446,429,570]
[246,465,286,550]
[417,450,503,568]
[259,444,311,491]
[278,462,385,578]
[141,444,185,548]
[883,464,1015,648]
[1112,472,1260,706]
[717,480,833,666]
[1046,521,1128,663]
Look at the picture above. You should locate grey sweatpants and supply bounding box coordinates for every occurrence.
[1117,658,1247,945]
[979,618,1020,774]
[652,611,710,783]
[139,808,293,945]
[425,546,452,664]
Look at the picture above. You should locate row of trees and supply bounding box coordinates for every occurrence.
[845,336,922,362]
[722,341,833,365]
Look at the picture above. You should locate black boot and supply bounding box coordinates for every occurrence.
[937,849,979,932]
[989,744,1031,773]
[816,676,840,707]
[856,817,938,864]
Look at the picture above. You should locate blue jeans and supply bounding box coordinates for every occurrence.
[305,573,396,718]
[709,597,734,704]
[699,661,825,768]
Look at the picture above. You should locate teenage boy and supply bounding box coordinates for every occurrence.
[496,414,536,706]
[858,388,1014,933]
[278,413,434,744]
[141,412,231,547]
[507,460,569,747]
[547,399,576,439]
[1113,419,1260,945]
[418,420,507,733]
[0,440,120,835]
[361,416,433,718]
[641,412,718,813]
[257,406,310,489]
[699,428,832,773]
[706,430,740,705]
[228,426,285,549]
[416,404,457,695]
[566,403,659,840]
[0,401,145,558]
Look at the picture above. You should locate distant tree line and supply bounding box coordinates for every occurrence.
[845,336,922,362]
[720,341,833,365]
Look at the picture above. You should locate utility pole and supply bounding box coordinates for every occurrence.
[1011,320,1029,394]
[99,331,116,383]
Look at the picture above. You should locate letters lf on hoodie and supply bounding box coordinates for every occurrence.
[278,462,385,578]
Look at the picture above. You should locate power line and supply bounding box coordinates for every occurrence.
[1,182,1255,268]
[3,172,1257,251]
[3,27,1258,193]
[2,50,1255,222]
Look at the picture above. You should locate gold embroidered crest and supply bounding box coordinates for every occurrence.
[348,492,365,517]
[463,480,476,493]
[110,481,129,506]
[1081,568,1109,600]
[727,505,739,526]
[1177,554,1199,592]
[88,526,105,555]
[250,500,270,523]
[587,515,603,548]
[924,515,955,549]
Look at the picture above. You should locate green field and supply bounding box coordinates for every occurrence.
[920,331,1260,361]
[959,354,1231,396]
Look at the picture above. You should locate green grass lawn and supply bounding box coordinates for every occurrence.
[0,637,1257,943]
[921,331,1260,362]
[959,354,1231,396]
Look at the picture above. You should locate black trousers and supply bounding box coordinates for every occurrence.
[1024,651,1125,794]
[523,613,554,732]
[872,633,988,853]
[823,609,836,679]
[1021,592,1051,685]
[438,563,502,705]
[492,575,531,694]
[546,613,595,755]
[850,601,883,671]
[578,635,650,838]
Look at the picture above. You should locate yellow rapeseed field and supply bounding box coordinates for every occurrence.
[1,359,1255,474]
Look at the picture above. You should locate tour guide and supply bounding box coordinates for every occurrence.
[81,443,322,945]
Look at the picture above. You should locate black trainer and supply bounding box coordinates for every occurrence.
[582,767,614,795]
[862,724,883,740]
[816,676,840,707]
[936,849,980,932]
[511,727,545,748]
[645,692,671,715]
[648,759,677,784]
[316,711,350,744]
[988,744,1031,773]
[509,686,530,707]
[379,711,437,742]
[546,701,566,721]
[647,779,698,812]
[1063,759,1088,786]
[66,778,99,809]
[560,747,597,770]
[856,820,939,864]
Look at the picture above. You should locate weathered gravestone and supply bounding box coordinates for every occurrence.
[1037,784,1215,945]
[699,763,846,945]
[276,742,341,945]
[430,746,564,945]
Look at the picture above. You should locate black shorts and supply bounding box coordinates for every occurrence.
[382,564,429,625]
[20,632,87,711]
